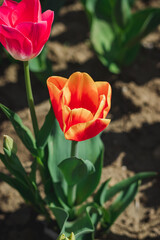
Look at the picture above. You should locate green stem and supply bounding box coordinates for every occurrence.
[71,141,78,157]
[23,61,39,138]
[67,184,77,208]
[67,141,78,207]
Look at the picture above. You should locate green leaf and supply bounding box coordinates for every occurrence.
[125,8,160,46]
[47,118,104,208]
[75,137,104,205]
[29,46,48,72]
[109,181,139,223]
[0,104,37,156]
[50,205,101,240]
[58,157,95,186]
[50,207,69,235]
[114,0,132,29]
[0,171,35,203]
[102,181,140,230]
[65,207,95,239]
[29,159,37,183]
[100,172,157,204]
[48,118,71,183]
[81,0,97,26]
[95,0,116,20]
[94,178,111,205]
[36,107,55,148]
[0,152,28,186]
[29,46,53,84]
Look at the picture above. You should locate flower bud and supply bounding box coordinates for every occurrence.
[3,135,17,154]
[57,233,75,240]
[69,232,75,240]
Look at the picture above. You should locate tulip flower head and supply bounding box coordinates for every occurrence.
[47,72,111,141]
[0,0,54,61]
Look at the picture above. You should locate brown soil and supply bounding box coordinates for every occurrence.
[0,0,160,239]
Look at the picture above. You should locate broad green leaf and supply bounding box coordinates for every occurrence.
[101,172,157,204]
[47,119,71,208]
[65,207,95,239]
[47,118,104,207]
[58,157,95,186]
[50,207,69,234]
[36,107,55,148]
[75,141,104,205]
[48,118,71,182]
[91,17,114,57]
[50,206,95,239]
[0,104,37,156]
[90,17,121,73]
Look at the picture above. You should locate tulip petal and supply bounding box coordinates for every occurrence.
[2,0,18,8]
[42,10,54,39]
[0,6,12,25]
[95,81,112,117]
[63,107,93,133]
[0,25,32,61]
[47,76,68,130]
[64,72,99,114]
[16,21,48,57]
[65,118,111,141]
[11,0,42,26]
[93,95,106,119]
[47,76,68,91]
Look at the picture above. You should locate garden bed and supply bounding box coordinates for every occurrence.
[0,0,160,239]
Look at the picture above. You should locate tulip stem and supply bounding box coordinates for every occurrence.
[71,141,78,157]
[67,141,78,207]
[23,61,39,138]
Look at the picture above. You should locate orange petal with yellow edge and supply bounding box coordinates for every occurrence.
[47,77,67,130]
[63,107,93,133]
[64,118,111,141]
[47,76,68,91]
[64,72,99,114]
[95,81,112,118]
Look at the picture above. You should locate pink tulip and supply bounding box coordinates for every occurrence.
[0,0,54,61]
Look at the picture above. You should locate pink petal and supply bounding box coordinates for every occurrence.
[0,25,32,61]
[42,10,54,39]
[11,0,42,26]
[16,21,48,56]
[2,0,18,8]
[0,6,12,26]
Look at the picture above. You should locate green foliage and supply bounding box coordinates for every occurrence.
[58,157,95,186]
[0,104,38,156]
[0,101,157,239]
[94,171,157,231]
[82,0,160,73]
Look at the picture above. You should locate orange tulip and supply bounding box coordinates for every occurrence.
[47,72,111,141]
